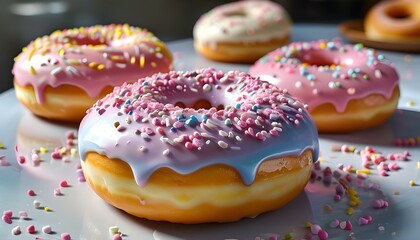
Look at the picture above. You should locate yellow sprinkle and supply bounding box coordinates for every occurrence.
[115,29,122,39]
[302,63,309,67]
[346,207,353,215]
[67,59,80,66]
[407,100,416,106]
[409,180,416,186]
[97,64,105,70]
[130,56,136,64]
[150,62,157,68]
[30,66,37,75]
[58,49,65,56]
[317,156,325,162]
[0,141,4,148]
[28,48,36,61]
[356,169,371,175]
[40,147,48,153]
[319,42,326,49]
[274,55,281,62]
[291,47,297,54]
[417,161,420,169]
[111,55,124,62]
[40,48,49,56]
[88,62,98,68]
[59,147,67,155]
[305,221,312,228]
[284,233,294,240]
[139,54,145,68]
[330,64,336,70]
[348,146,356,152]
[347,187,357,196]
[44,207,50,212]
[70,148,78,156]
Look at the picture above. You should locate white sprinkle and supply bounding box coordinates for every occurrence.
[218,141,228,149]
[295,81,302,88]
[11,226,21,235]
[190,87,198,92]
[230,146,241,150]
[50,67,62,76]
[375,69,382,78]
[116,63,126,68]
[140,132,149,139]
[160,136,168,143]
[139,146,147,152]
[228,132,234,138]
[201,132,210,138]
[109,226,119,235]
[33,199,41,208]
[206,140,211,145]
[218,130,228,137]
[163,149,170,156]
[328,81,335,89]
[66,66,79,76]
[219,75,229,83]
[203,84,211,92]
[42,225,52,234]
[236,136,242,141]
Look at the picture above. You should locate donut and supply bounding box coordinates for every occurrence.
[78,68,319,223]
[364,0,420,43]
[249,40,400,133]
[193,0,291,63]
[12,24,173,122]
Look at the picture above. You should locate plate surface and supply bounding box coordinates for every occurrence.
[1,25,420,240]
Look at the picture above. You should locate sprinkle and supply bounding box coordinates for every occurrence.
[409,180,416,186]
[59,180,69,187]
[2,215,12,224]
[27,189,36,196]
[113,234,123,240]
[33,199,41,208]
[61,233,72,240]
[140,54,145,68]
[27,225,35,234]
[203,84,211,92]
[374,69,382,78]
[42,225,52,234]
[109,226,120,235]
[18,211,28,219]
[11,226,21,235]
[44,206,50,212]
[339,220,353,230]
[163,149,170,156]
[217,140,228,149]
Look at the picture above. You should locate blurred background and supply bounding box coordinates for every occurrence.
[1,0,381,93]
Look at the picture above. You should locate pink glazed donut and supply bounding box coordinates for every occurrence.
[250,40,400,133]
[78,68,319,223]
[13,24,173,122]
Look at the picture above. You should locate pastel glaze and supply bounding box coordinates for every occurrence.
[249,40,399,112]
[12,24,172,103]
[193,0,291,45]
[78,68,319,187]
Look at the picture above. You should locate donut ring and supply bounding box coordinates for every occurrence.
[250,40,400,133]
[193,0,291,63]
[78,68,319,223]
[365,0,420,43]
[13,24,172,122]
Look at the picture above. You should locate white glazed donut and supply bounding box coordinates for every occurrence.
[193,0,291,63]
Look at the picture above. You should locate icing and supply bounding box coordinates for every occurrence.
[249,40,399,112]
[78,68,319,187]
[193,0,291,44]
[12,24,172,103]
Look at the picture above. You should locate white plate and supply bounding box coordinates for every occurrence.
[1,25,420,239]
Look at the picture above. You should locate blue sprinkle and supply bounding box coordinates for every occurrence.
[170,127,177,133]
[269,113,279,120]
[378,54,385,61]
[355,68,361,73]
[353,43,363,51]
[224,118,232,127]
[332,72,339,79]
[235,103,241,109]
[327,42,336,49]
[201,114,208,121]
[128,110,133,115]
[124,99,131,105]
[347,69,355,75]
[176,114,187,121]
[252,104,259,111]
[300,68,307,76]
[142,81,149,86]
[186,116,198,127]
[307,74,315,81]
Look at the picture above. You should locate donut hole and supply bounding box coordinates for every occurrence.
[299,51,337,66]
[386,6,412,20]
[175,100,224,110]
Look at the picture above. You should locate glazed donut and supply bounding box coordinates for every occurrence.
[78,68,319,223]
[13,24,173,122]
[250,40,400,133]
[364,0,420,43]
[193,0,291,63]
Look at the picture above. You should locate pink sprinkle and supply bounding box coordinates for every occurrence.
[2,215,12,224]
[113,234,122,240]
[329,219,340,228]
[18,211,28,219]
[27,225,35,234]
[358,217,369,225]
[18,156,26,164]
[318,230,329,240]
[54,188,62,196]
[60,180,69,187]
[66,131,76,139]
[185,142,194,150]
[372,199,389,209]
[310,224,322,234]
[51,151,62,160]
[27,189,36,196]
[61,232,71,240]
[363,215,373,222]
[388,162,400,171]
[3,210,12,218]
[334,194,341,201]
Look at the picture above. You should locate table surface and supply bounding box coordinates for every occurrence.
[1,24,420,240]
